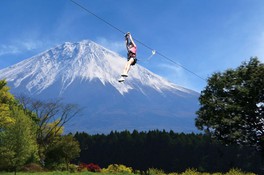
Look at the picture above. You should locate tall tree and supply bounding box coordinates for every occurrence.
[74,130,262,173]
[195,57,264,151]
[0,80,15,127]
[1,106,38,173]
[0,80,38,172]
[17,96,81,165]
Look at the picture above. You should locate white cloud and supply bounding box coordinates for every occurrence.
[156,63,188,85]
[19,40,40,50]
[158,63,184,77]
[0,44,20,56]
[0,41,34,56]
[0,39,55,57]
[155,62,205,92]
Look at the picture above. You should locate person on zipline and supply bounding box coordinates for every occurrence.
[118,32,137,82]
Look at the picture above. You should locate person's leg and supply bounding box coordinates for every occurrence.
[122,58,135,76]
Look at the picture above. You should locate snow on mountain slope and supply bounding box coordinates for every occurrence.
[0,40,194,95]
[0,40,200,133]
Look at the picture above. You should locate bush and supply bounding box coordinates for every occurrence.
[181,168,209,175]
[87,163,101,172]
[78,163,101,172]
[46,163,77,172]
[102,164,133,174]
[68,164,78,173]
[147,168,166,175]
[77,163,87,172]
[56,164,68,171]
[168,172,180,175]
[225,168,256,175]
[20,163,44,172]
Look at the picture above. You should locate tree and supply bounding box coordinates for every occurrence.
[74,130,262,173]
[195,57,264,151]
[0,80,15,127]
[45,135,80,170]
[0,106,38,173]
[0,80,39,173]
[17,96,81,165]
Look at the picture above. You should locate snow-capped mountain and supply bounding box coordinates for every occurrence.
[0,40,200,134]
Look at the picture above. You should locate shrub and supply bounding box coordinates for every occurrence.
[225,168,256,175]
[55,163,68,171]
[20,163,44,172]
[77,163,87,172]
[102,164,133,174]
[45,163,77,172]
[68,164,78,173]
[87,163,101,172]
[181,168,201,175]
[147,168,166,175]
[77,163,101,172]
[168,172,180,175]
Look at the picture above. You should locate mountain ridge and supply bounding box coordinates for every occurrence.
[0,39,200,134]
[0,40,197,95]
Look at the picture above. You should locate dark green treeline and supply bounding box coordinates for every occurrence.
[74,130,262,173]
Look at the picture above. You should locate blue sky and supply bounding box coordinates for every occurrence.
[0,0,264,92]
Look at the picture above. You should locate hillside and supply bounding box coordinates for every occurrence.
[0,40,200,134]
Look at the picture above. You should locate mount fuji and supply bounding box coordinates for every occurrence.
[0,40,200,134]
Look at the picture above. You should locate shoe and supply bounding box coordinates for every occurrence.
[118,77,125,82]
[121,73,128,77]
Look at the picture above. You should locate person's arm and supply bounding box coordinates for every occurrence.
[128,34,136,47]
[125,37,129,51]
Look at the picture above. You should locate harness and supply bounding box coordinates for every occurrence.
[127,48,137,65]
[128,51,136,59]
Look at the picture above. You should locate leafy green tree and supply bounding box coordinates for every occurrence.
[0,80,38,173]
[17,96,81,166]
[195,57,264,151]
[0,106,38,172]
[0,80,15,127]
[45,135,80,171]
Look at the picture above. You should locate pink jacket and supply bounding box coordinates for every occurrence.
[129,46,137,54]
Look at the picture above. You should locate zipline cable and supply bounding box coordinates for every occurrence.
[70,0,207,82]
[155,51,206,81]
[70,0,125,35]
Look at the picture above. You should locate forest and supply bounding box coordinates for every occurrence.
[74,130,262,174]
